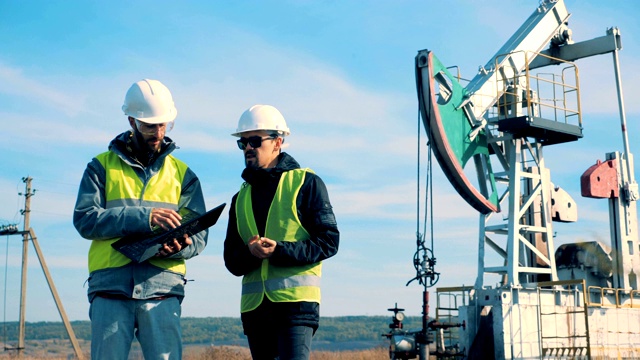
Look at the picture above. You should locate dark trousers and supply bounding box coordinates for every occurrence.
[247,325,313,360]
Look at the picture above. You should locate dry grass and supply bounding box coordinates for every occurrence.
[309,347,388,360]
[185,345,251,360]
[187,345,389,360]
[0,344,390,360]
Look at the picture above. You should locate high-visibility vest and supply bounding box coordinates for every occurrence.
[236,168,322,313]
[88,150,187,274]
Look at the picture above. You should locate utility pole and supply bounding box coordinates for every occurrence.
[17,176,34,352]
[1,177,85,359]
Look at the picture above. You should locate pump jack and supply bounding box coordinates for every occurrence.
[406,0,640,358]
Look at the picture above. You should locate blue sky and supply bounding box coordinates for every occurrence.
[1,1,639,323]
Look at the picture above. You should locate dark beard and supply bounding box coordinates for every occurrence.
[244,150,259,169]
[130,129,160,166]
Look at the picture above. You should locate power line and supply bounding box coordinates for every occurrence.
[30,209,71,218]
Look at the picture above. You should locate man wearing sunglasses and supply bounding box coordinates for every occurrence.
[224,104,340,360]
[73,79,208,359]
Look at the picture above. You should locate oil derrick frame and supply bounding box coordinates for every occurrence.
[472,47,583,289]
[478,137,558,288]
[1,177,85,359]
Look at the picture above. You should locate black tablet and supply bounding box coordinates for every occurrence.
[112,203,226,263]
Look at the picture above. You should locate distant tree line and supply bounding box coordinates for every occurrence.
[0,316,425,344]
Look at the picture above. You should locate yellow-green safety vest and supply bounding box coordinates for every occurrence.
[236,168,322,313]
[88,150,187,274]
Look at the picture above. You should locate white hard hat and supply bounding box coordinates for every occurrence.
[122,79,177,124]
[232,104,290,137]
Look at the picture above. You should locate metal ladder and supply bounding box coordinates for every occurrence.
[537,280,591,359]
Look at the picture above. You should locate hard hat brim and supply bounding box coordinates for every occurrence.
[133,111,177,124]
[231,129,290,137]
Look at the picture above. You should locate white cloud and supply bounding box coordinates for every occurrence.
[0,63,88,117]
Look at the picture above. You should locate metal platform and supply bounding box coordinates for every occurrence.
[497,116,583,146]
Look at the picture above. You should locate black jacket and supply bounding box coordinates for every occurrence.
[223,152,339,330]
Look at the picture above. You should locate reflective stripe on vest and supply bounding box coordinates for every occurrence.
[88,150,188,274]
[236,168,322,313]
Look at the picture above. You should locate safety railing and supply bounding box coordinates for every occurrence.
[487,50,582,129]
[435,286,473,354]
[586,286,640,308]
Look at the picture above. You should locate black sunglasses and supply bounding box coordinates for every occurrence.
[237,135,277,150]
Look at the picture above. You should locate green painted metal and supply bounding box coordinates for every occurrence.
[420,52,499,213]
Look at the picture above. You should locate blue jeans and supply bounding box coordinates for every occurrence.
[247,325,314,360]
[89,296,182,360]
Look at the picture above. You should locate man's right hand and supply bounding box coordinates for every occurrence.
[156,234,192,257]
[150,208,182,230]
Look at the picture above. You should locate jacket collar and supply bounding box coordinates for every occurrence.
[241,152,300,186]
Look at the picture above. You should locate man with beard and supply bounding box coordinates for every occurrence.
[224,104,340,360]
[73,79,208,359]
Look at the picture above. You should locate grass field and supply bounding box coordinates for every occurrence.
[188,345,390,359]
[0,344,391,359]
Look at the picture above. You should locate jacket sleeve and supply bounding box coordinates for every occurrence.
[269,172,340,267]
[172,168,208,260]
[223,193,262,276]
[73,158,153,240]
